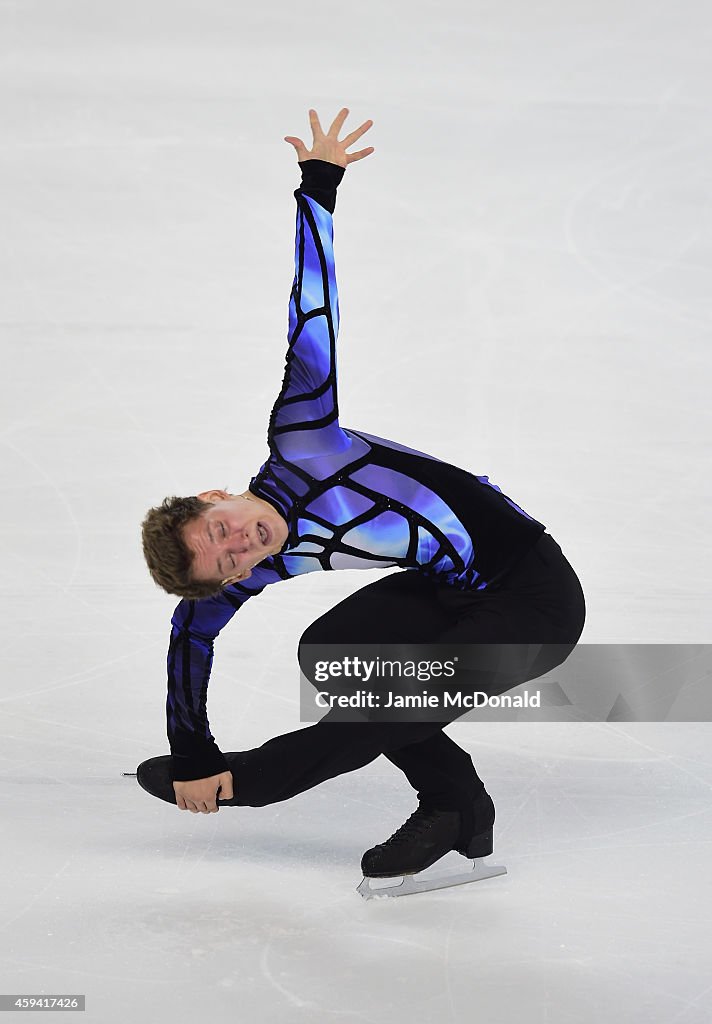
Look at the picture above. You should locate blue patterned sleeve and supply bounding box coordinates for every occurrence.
[267,159,352,460]
[167,582,271,781]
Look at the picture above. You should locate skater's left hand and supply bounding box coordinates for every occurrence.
[173,771,234,813]
[284,107,375,168]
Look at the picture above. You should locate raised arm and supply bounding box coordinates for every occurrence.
[268,109,375,462]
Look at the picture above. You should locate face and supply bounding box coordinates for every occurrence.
[182,490,289,586]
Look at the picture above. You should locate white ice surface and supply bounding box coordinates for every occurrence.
[1,1,711,1021]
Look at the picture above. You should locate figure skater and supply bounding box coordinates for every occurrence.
[137,107,586,889]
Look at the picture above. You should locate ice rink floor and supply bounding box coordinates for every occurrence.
[1,1,711,1022]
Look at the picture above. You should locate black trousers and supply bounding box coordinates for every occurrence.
[223,532,586,834]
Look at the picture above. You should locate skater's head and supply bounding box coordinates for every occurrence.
[141,494,216,599]
[141,489,288,600]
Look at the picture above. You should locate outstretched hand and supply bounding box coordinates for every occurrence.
[284,107,375,168]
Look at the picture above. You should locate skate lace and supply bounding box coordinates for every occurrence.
[382,808,441,847]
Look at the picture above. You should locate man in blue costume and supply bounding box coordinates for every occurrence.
[138,107,586,889]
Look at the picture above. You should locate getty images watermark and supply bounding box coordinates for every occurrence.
[297,644,712,723]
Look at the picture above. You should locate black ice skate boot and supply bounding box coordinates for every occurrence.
[135,755,239,807]
[136,755,176,804]
[453,790,496,858]
[361,805,463,878]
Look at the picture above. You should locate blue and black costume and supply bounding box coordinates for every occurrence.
[163,160,586,821]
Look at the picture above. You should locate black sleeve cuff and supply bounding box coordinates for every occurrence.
[295,159,346,214]
[169,734,230,782]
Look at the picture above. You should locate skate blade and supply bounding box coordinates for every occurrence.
[357,858,507,900]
